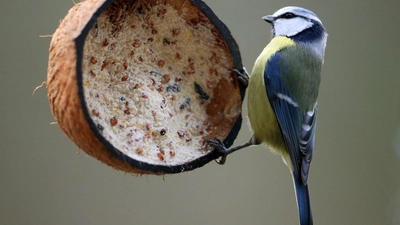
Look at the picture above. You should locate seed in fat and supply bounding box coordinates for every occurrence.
[162,74,170,83]
[90,56,97,64]
[158,60,165,67]
[102,38,109,47]
[101,61,108,71]
[163,38,171,46]
[157,84,164,92]
[160,129,166,135]
[150,71,163,77]
[145,123,151,131]
[110,117,118,126]
[135,147,143,154]
[157,152,165,161]
[133,39,141,47]
[194,82,210,101]
[91,109,100,117]
[209,68,219,76]
[157,8,167,17]
[121,75,128,81]
[97,124,104,131]
[177,130,184,138]
[172,28,180,36]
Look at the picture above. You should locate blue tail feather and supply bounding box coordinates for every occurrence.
[293,173,313,225]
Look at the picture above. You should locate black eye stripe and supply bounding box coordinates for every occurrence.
[279,12,296,19]
[277,13,313,22]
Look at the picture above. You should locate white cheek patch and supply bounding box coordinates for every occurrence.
[274,17,314,37]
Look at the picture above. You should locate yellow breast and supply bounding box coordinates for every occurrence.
[247,36,295,155]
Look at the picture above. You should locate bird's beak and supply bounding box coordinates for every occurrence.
[262,15,275,23]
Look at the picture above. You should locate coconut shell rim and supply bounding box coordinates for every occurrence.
[74,0,246,173]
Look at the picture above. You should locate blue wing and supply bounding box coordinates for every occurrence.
[263,51,317,184]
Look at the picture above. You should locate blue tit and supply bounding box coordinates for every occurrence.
[209,6,327,225]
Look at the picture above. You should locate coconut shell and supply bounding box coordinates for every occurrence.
[47,0,245,174]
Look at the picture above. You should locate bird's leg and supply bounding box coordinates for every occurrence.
[207,135,259,164]
[231,67,250,88]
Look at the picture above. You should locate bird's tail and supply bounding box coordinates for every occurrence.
[293,173,313,225]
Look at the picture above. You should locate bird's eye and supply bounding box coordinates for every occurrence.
[281,12,296,19]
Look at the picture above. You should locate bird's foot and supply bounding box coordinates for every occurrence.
[231,67,249,88]
[207,138,229,165]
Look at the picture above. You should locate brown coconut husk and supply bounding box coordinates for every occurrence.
[47,0,245,174]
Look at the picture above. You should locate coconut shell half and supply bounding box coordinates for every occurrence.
[47,0,245,174]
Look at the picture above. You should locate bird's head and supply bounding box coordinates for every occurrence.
[264,6,328,57]
[264,6,326,41]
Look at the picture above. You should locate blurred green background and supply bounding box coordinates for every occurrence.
[1,0,400,224]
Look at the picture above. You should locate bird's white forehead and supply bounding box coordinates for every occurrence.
[272,6,322,24]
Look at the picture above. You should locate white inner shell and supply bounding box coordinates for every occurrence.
[82,4,230,165]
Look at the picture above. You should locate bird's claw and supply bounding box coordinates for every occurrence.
[207,138,229,165]
[231,67,250,88]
